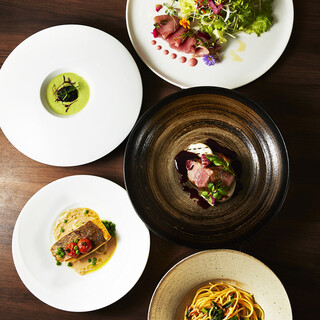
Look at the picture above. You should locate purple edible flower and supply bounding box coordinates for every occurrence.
[203,55,217,66]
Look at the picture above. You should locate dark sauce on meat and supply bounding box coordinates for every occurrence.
[174,151,200,183]
[182,185,211,209]
[174,140,241,208]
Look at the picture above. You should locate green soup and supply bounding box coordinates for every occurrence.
[46,72,90,115]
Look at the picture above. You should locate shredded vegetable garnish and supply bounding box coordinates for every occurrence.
[155,0,274,66]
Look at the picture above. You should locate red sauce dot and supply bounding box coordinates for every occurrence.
[163,50,169,55]
[156,45,162,50]
[170,53,177,59]
[151,40,156,45]
[179,56,187,63]
[188,58,198,67]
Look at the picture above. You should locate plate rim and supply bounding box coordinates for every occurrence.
[11,174,150,312]
[124,86,290,248]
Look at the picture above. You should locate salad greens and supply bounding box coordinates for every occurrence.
[165,0,273,43]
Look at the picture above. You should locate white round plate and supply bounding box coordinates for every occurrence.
[12,175,150,312]
[148,249,292,320]
[126,0,294,89]
[0,25,142,166]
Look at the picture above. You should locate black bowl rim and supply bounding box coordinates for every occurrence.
[124,86,290,248]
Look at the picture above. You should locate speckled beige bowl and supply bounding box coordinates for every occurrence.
[148,250,292,320]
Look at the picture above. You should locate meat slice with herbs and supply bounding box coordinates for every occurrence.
[154,15,180,39]
[186,153,236,206]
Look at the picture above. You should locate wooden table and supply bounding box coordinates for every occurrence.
[0,0,319,319]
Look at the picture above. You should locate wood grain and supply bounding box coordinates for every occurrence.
[0,0,319,319]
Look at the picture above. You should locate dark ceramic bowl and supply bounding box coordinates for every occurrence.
[124,87,289,248]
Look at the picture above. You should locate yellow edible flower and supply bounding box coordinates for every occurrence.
[179,17,190,29]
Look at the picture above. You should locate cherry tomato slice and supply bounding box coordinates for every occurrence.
[78,238,92,253]
[65,242,80,258]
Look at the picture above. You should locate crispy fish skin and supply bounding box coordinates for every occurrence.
[51,218,111,262]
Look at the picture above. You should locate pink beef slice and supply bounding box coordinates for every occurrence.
[221,171,235,187]
[167,26,186,47]
[154,15,180,39]
[179,36,197,54]
[187,162,214,189]
[193,45,210,57]
[186,160,195,170]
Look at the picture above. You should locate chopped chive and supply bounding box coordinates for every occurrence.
[74,239,78,244]
[88,258,91,263]
[56,260,61,266]
[76,250,80,255]
[92,262,96,266]
[67,262,73,267]
[84,209,89,214]
[92,257,97,262]
[74,246,78,250]
[60,228,64,233]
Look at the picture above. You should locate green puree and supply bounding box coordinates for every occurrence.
[46,72,90,115]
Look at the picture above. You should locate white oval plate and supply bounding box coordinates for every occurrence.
[12,175,150,312]
[126,0,294,89]
[0,25,142,166]
[149,249,292,319]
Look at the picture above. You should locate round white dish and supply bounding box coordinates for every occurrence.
[0,25,142,166]
[12,175,150,312]
[126,0,294,89]
[148,249,292,320]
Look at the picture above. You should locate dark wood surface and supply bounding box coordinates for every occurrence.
[0,0,319,319]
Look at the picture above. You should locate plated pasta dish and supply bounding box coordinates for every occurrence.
[185,282,264,320]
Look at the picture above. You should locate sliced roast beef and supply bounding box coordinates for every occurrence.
[179,36,197,54]
[167,26,186,47]
[187,161,214,189]
[187,158,235,189]
[154,15,180,39]
[193,45,210,57]
[221,171,235,187]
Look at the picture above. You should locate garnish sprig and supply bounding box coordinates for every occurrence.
[206,153,235,175]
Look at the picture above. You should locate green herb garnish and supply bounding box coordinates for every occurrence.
[206,154,235,175]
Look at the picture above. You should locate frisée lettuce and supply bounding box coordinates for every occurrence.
[177,0,273,42]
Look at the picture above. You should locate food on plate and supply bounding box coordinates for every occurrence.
[185,282,264,320]
[152,0,274,66]
[46,72,90,115]
[51,208,117,275]
[174,139,238,208]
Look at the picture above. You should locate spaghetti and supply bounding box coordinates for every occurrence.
[184,282,264,320]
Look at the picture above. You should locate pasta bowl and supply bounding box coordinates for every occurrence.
[148,250,292,320]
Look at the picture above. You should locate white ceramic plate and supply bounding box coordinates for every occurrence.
[148,249,292,320]
[12,175,150,312]
[126,0,294,88]
[0,25,142,166]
